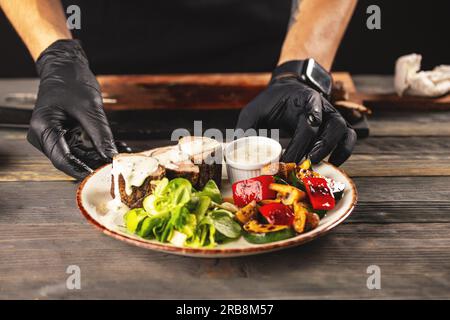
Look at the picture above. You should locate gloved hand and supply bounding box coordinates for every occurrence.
[27,39,122,180]
[236,71,356,166]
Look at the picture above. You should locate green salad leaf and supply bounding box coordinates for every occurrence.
[195,180,222,204]
[195,196,211,221]
[124,208,147,233]
[153,177,169,196]
[153,178,192,213]
[188,216,216,248]
[123,178,242,248]
[210,210,241,240]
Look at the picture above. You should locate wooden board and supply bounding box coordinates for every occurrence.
[1,74,448,123]
[352,75,450,111]
[99,73,450,112]
[99,72,355,111]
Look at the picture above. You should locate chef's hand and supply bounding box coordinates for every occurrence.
[27,39,122,180]
[236,71,356,166]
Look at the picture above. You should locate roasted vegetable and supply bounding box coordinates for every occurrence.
[261,162,296,180]
[302,177,336,210]
[243,228,296,244]
[259,199,282,205]
[258,203,294,226]
[243,220,289,233]
[296,164,322,180]
[232,176,276,207]
[288,171,305,191]
[299,158,311,170]
[305,212,320,231]
[273,176,289,185]
[269,183,305,205]
[292,202,308,233]
[235,200,258,224]
[311,208,327,218]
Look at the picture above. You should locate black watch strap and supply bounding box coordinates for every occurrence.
[271,59,332,97]
[271,60,306,81]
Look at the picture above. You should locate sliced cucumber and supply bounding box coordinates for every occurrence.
[243,228,296,244]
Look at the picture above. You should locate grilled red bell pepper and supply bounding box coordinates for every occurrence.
[302,177,335,210]
[259,203,295,226]
[232,175,276,207]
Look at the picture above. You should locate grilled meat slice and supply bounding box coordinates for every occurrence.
[165,160,200,186]
[145,136,222,189]
[110,153,165,209]
[110,166,165,208]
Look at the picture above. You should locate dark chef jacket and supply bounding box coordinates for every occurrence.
[63,0,290,74]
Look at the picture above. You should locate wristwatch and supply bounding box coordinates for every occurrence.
[272,59,333,96]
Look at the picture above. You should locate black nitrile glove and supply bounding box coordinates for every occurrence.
[236,69,357,166]
[27,39,121,180]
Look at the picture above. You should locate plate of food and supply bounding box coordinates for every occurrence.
[77,136,357,257]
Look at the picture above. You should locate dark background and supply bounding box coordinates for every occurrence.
[0,0,448,77]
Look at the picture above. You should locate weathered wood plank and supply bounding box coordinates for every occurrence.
[352,136,450,154]
[350,202,450,223]
[369,111,450,136]
[341,155,450,177]
[0,163,449,299]
[350,176,450,223]
[0,222,449,299]
[3,132,450,181]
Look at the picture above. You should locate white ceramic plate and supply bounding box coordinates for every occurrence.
[77,162,357,258]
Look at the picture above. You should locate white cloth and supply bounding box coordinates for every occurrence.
[394,53,450,97]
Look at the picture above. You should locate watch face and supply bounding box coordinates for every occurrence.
[305,59,332,95]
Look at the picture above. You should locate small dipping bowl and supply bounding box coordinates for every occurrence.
[224,136,282,184]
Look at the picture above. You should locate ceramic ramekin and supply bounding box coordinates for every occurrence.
[224,136,282,184]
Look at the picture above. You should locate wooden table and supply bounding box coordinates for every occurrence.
[1,76,450,299]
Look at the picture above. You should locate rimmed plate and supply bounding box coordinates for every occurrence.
[77,162,357,258]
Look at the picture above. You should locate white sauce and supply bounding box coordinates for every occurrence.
[179,136,221,157]
[111,154,159,196]
[151,147,190,170]
[179,136,222,165]
[228,141,276,164]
